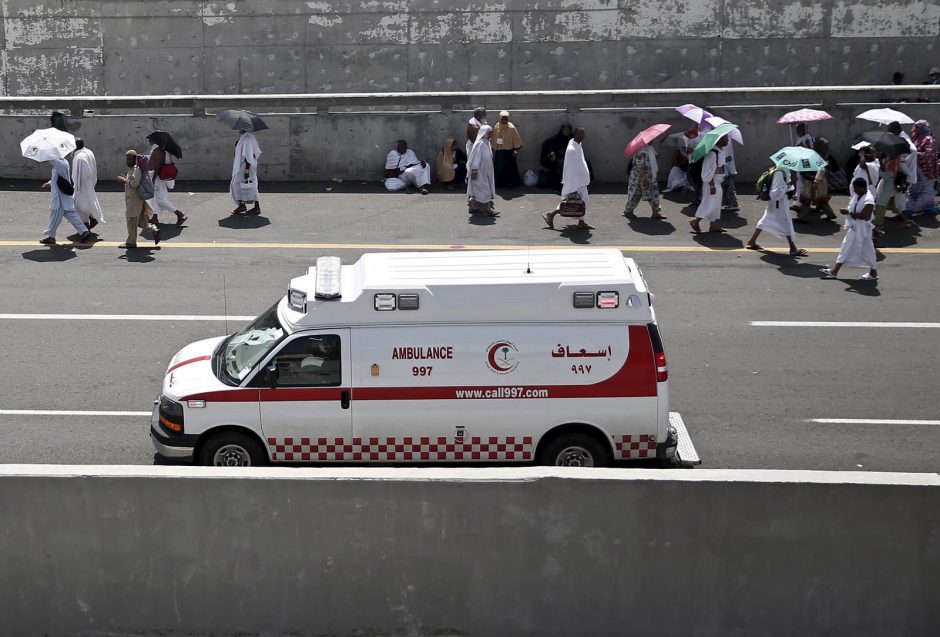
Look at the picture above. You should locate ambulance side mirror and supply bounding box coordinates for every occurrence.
[263,363,278,389]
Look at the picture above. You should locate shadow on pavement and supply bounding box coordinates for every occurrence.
[119,247,160,263]
[21,247,76,262]
[468,212,498,226]
[759,252,824,278]
[151,223,185,242]
[626,215,676,235]
[152,453,191,466]
[843,279,881,297]
[691,232,744,249]
[497,188,525,200]
[874,223,920,248]
[718,210,748,230]
[218,214,271,230]
[558,225,593,245]
[793,219,841,237]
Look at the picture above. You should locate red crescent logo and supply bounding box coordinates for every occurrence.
[487,341,517,373]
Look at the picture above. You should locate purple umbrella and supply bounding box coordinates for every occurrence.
[676,103,713,126]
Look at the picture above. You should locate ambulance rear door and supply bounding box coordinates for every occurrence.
[251,329,353,461]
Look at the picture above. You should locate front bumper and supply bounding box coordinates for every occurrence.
[150,402,196,459]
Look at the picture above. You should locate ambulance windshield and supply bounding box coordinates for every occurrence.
[221,302,285,383]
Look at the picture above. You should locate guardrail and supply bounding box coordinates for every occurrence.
[2,85,938,116]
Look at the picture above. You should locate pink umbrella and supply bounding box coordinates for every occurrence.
[624,123,671,158]
[776,108,833,125]
[675,103,713,126]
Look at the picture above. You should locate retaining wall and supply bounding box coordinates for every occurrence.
[1,0,938,95]
[0,466,937,636]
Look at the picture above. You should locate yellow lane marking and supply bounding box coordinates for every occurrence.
[2,240,940,254]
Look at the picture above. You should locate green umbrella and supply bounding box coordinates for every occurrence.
[691,123,738,162]
[770,146,827,172]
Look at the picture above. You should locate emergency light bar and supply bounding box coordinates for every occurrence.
[314,256,342,299]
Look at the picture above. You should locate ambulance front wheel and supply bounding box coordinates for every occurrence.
[539,433,609,468]
[199,431,268,467]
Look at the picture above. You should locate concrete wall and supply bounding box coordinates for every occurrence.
[0,1,938,95]
[0,465,937,637]
[2,92,938,183]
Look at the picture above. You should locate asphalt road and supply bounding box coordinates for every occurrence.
[1,179,938,472]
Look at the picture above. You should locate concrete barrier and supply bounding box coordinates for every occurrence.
[1,87,938,183]
[0,466,937,636]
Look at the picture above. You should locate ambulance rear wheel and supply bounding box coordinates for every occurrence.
[539,433,609,468]
[199,432,267,467]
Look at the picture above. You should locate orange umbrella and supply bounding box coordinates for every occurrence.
[624,124,671,158]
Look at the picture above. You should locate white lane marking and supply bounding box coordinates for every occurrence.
[0,410,151,417]
[807,418,940,426]
[752,321,940,328]
[0,314,254,321]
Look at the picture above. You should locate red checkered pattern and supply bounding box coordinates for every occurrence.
[267,435,534,462]
[614,434,657,459]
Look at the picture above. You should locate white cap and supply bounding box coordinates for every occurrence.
[851,141,872,150]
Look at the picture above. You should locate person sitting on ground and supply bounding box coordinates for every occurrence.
[435,138,466,189]
[384,140,430,194]
[538,123,573,190]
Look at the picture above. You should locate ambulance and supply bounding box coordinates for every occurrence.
[150,249,698,467]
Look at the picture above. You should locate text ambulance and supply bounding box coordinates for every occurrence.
[151,249,690,467]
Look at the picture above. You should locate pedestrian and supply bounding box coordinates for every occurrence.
[851,142,880,197]
[39,155,94,246]
[116,150,159,249]
[720,141,739,211]
[873,146,913,233]
[542,127,593,230]
[466,107,486,158]
[927,67,940,85]
[623,145,665,219]
[230,129,262,215]
[794,123,814,149]
[689,134,728,233]
[148,143,186,226]
[491,110,523,188]
[435,138,466,189]
[746,166,807,256]
[795,139,837,222]
[384,140,431,194]
[71,138,104,231]
[906,120,939,216]
[821,178,878,280]
[467,125,496,215]
[890,121,920,215]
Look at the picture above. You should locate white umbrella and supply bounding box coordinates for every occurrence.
[703,116,743,144]
[20,127,76,162]
[856,108,914,125]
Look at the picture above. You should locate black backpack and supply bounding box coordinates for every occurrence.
[56,174,74,196]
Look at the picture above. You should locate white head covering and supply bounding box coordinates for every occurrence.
[561,138,590,192]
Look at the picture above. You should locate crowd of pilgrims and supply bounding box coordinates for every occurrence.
[381,105,938,280]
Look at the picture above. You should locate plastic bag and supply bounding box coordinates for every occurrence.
[384,177,407,192]
[523,169,538,187]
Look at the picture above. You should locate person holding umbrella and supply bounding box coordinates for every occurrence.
[21,126,94,246]
[689,124,735,234]
[217,110,267,215]
[146,130,186,226]
[623,123,668,219]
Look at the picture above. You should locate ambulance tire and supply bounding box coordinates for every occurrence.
[539,433,609,468]
[199,431,268,467]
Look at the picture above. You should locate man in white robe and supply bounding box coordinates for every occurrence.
[690,135,728,233]
[466,107,487,157]
[746,168,806,255]
[230,131,262,215]
[71,138,103,230]
[384,140,431,194]
[543,127,593,230]
[39,156,93,245]
[466,125,496,215]
[889,121,918,212]
[821,178,878,280]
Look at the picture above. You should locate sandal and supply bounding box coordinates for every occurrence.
[789,249,809,257]
[689,219,701,234]
[745,243,762,250]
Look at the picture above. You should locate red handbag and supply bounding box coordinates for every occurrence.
[558,193,585,217]
[158,163,178,181]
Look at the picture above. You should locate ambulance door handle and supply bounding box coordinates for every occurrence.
[340,390,350,409]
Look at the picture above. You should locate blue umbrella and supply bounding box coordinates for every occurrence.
[770,146,827,172]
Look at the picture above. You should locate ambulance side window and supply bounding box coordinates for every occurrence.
[269,334,342,387]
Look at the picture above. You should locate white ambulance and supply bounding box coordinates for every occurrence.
[151,249,698,467]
